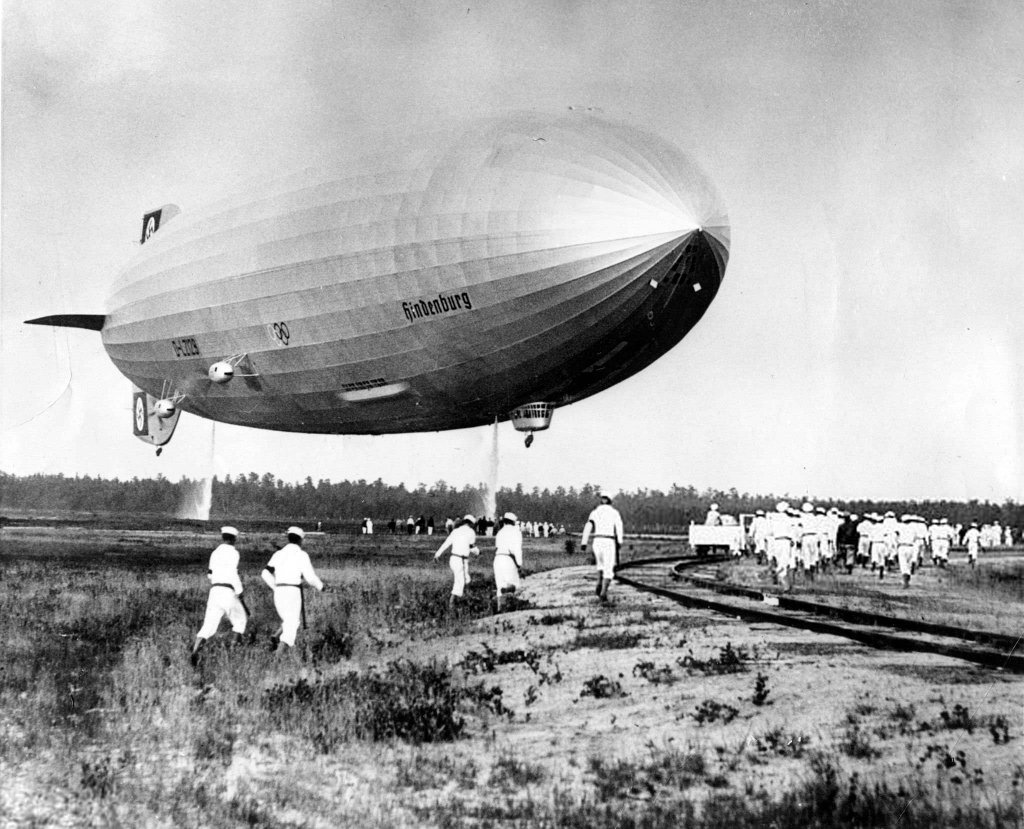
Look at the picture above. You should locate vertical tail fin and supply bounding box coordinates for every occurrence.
[140,204,180,244]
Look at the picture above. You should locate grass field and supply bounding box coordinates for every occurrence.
[2,528,1022,827]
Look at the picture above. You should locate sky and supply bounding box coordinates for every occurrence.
[2,0,1023,503]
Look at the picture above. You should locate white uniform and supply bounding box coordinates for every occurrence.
[750,514,769,558]
[856,519,873,563]
[435,524,479,597]
[929,522,951,562]
[895,521,917,578]
[493,523,524,595]
[880,515,899,564]
[868,521,887,569]
[797,509,818,569]
[766,509,794,576]
[964,527,981,562]
[197,542,247,639]
[261,543,324,646]
[582,503,624,579]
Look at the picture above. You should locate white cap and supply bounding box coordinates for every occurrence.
[776,501,789,512]
[503,512,517,522]
[463,514,476,523]
[220,526,238,537]
[598,491,612,502]
[710,503,719,510]
[802,502,813,512]
[287,525,305,539]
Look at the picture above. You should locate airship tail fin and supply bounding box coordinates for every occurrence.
[25,314,106,331]
[131,385,181,450]
[140,204,180,244]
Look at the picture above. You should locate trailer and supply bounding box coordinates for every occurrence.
[687,514,755,556]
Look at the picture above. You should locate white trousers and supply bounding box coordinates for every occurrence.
[273,586,303,646]
[448,555,469,597]
[494,555,520,594]
[592,538,617,579]
[197,585,247,639]
[770,538,793,574]
[932,539,949,560]
[897,544,915,577]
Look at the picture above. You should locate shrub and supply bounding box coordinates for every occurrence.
[940,704,976,734]
[754,728,810,758]
[489,753,547,789]
[752,672,770,706]
[308,623,353,663]
[263,659,510,749]
[574,630,644,650]
[579,675,625,699]
[693,699,739,725]
[678,641,750,675]
[461,643,540,674]
[840,721,881,759]
[632,660,676,684]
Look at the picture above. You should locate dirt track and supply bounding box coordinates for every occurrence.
[370,563,1024,805]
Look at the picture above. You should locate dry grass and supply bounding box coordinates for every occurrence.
[1,529,1022,827]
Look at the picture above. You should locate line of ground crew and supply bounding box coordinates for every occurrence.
[740,502,1001,591]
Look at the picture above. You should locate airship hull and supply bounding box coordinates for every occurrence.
[100,114,729,434]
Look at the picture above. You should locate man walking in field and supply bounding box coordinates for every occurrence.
[766,501,795,590]
[581,492,624,602]
[963,521,982,569]
[493,512,524,612]
[191,526,248,666]
[434,514,480,611]
[261,526,328,653]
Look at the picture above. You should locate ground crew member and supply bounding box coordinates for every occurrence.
[704,503,722,526]
[798,503,818,575]
[929,519,950,567]
[261,526,327,652]
[911,515,928,570]
[766,501,795,590]
[963,522,981,568]
[581,492,624,602]
[880,511,899,575]
[493,512,524,612]
[824,508,841,566]
[867,514,887,577]
[855,514,873,567]
[434,514,480,610]
[750,509,768,563]
[191,526,248,666]
[837,513,859,574]
[895,515,918,588]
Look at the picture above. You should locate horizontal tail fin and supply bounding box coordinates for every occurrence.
[25,314,106,331]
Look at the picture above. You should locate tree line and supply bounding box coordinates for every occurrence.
[1,471,1021,533]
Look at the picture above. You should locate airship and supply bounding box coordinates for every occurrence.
[28,112,729,451]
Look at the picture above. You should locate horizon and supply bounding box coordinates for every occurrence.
[2,467,1018,509]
